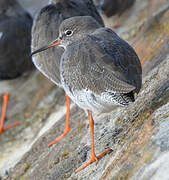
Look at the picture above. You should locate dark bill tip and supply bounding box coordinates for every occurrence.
[31,45,49,57]
[31,38,61,57]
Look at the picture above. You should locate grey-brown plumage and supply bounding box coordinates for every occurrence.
[0,0,34,80]
[31,16,142,170]
[32,16,142,113]
[58,16,142,113]
[101,0,136,17]
[31,0,104,86]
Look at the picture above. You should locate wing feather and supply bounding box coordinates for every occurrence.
[62,28,142,94]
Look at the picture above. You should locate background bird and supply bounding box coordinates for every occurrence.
[31,16,142,172]
[31,0,104,146]
[0,0,33,134]
[101,0,136,17]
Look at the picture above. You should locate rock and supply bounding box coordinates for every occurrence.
[0,0,169,179]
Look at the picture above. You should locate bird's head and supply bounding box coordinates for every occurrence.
[31,16,101,56]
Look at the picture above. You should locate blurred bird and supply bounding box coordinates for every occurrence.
[31,16,142,172]
[0,0,33,134]
[101,0,136,17]
[31,0,104,146]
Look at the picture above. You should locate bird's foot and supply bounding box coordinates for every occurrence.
[0,126,4,134]
[76,148,112,173]
[0,121,20,134]
[0,93,20,134]
[48,127,71,147]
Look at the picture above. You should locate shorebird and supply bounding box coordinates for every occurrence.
[31,16,142,172]
[101,0,136,17]
[0,0,33,134]
[31,0,104,146]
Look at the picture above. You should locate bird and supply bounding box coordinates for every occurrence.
[101,0,136,17]
[0,0,34,134]
[31,0,104,147]
[31,16,142,172]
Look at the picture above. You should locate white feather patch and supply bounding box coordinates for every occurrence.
[0,32,3,39]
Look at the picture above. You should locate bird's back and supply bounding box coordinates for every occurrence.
[60,27,142,113]
[0,4,33,80]
[92,28,142,94]
[101,0,136,17]
[61,28,142,93]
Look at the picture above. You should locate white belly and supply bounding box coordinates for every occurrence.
[62,82,121,114]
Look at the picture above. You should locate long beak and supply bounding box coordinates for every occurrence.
[31,38,61,56]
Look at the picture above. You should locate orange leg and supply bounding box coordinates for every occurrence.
[0,94,20,134]
[48,94,71,147]
[76,110,112,173]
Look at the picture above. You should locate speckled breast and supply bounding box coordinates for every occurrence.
[60,58,123,114]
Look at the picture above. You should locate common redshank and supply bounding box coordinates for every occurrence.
[31,0,104,146]
[101,0,136,17]
[31,16,142,172]
[0,0,33,134]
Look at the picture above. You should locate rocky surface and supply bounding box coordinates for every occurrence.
[0,0,169,179]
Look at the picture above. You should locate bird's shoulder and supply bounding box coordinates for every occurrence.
[0,14,32,42]
[0,13,32,59]
[89,28,142,93]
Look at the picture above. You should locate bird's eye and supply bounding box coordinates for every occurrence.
[65,30,73,36]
